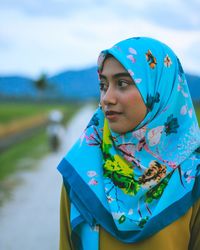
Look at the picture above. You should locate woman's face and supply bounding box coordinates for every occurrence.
[100,56,147,134]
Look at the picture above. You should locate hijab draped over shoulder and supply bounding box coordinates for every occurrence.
[58,37,200,250]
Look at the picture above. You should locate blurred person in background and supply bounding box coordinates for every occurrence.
[47,110,64,152]
[57,37,200,250]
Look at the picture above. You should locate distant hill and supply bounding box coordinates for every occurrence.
[0,67,199,101]
[0,76,37,98]
[185,74,200,101]
[48,66,99,100]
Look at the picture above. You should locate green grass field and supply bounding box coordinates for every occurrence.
[0,127,49,180]
[0,101,76,124]
[0,101,81,182]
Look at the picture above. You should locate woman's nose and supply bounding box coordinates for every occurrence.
[101,85,117,105]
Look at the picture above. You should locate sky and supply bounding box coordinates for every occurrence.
[1,0,200,78]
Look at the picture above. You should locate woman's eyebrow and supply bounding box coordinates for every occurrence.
[99,72,131,79]
[99,74,106,79]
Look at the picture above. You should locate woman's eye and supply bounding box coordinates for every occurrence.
[118,80,129,88]
[99,81,108,91]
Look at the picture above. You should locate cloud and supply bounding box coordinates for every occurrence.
[1,0,103,17]
[109,0,200,30]
[0,0,200,76]
[2,0,200,30]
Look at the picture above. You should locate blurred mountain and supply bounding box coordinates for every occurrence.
[0,67,199,101]
[48,67,99,100]
[185,74,200,101]
[0,76,37,98]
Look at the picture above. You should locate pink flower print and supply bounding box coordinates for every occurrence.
[87,170,97,177]
[147,126,164,146]
[128,69,134,76]
[124,155,134,163]
[114,45,122,52]
[132,126,146,139]
[180,105,188,115]
[128,47,137,54]
[127,54,136,63]
[188,109,193,118]
[88,178,98,186]
[118,144,136,162]
[84,132,101,146]
[135,78,142,84]
[184,170,195,183]
[177,84,189,98]
[84,134,92,143]
[182,90,189,98]
[165,161,177,169]
[127,70,142,83]
[177,84,181,92]
[164,54,172,67]
[180,105,193,117]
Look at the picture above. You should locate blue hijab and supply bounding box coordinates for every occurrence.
[58,37,200,250]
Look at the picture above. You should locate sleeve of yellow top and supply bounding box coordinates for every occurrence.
[189,199,200,250]
[59,184,74,250]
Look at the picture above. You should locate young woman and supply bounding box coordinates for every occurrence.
[58,37,200,250]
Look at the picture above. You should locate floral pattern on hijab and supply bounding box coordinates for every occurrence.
[58,37,200,249]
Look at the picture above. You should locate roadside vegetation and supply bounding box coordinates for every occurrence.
[0,101,81,182]
[0,101,72,124]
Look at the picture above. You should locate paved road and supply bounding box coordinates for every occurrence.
[0,104,94,250]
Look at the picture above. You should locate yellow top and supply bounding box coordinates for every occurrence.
[59,185,200,250]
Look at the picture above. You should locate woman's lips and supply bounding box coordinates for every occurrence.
[105,111,122,121]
